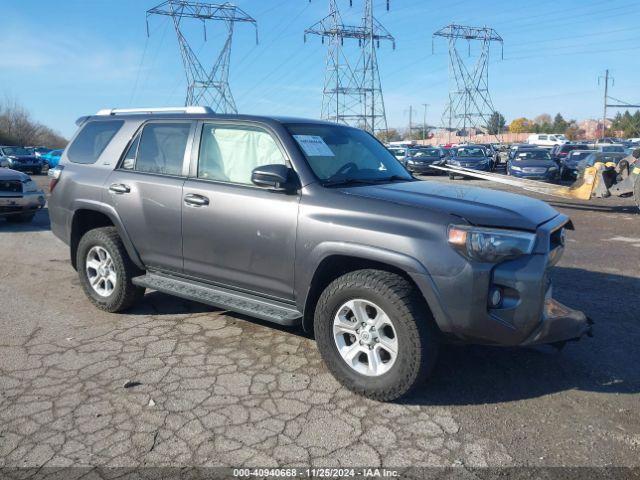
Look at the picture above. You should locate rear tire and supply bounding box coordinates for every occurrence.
[314,269,439,401]
[76,226,145,312]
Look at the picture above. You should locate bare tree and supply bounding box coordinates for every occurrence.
[0,97,67,148]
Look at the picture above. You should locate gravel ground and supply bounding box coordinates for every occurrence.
[0,173,638,469]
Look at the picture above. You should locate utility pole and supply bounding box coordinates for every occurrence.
[598,70,640,139]
[146,0,258,113]
[408,105,413,140]
[602,69,610,139]
[433,24,503,142]
[422,103,429,141]
[306,0,394,134]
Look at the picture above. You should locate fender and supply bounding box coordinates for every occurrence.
[70,199,144,270]
[296,241,450,332]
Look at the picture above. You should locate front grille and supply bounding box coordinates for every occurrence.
[0,181,22,193]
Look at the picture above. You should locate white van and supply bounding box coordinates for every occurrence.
[527,134,568,147]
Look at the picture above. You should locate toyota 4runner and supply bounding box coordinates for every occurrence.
[48,107,592,401]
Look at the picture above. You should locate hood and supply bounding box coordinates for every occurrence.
[342,180,558,231]
[0,168,30,181]
[513,158,556,168]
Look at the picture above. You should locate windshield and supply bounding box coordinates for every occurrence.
[455,147,486,158]
[568,151,593,161]
[600,145,624,153]
[517,150,551,161]
[2,146,30,156]
[286,124,412,184]
[412,149,440,158]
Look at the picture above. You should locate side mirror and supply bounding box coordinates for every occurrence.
[251,164,296,192]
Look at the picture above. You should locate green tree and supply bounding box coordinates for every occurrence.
[611,110,640,137]
[552,113,568,133]
[485,111,506,135]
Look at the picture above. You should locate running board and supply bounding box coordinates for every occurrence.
[132,272,302,326]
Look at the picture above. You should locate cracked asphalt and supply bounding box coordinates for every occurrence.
[0,174,638,469]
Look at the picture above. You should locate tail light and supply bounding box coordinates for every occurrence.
[48,166,64,193]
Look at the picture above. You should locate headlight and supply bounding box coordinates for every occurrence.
[510,165,522,171]
[23,180,38,192]
[548,166,558,171]
[448,225,536,263]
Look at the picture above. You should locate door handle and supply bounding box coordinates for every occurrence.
[109,183,131,194]
[184,193,209,207]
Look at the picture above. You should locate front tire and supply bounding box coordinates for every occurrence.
[77,226,145,312]
[314,269,439,401]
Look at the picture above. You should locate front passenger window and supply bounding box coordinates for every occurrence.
[198,124,286,185]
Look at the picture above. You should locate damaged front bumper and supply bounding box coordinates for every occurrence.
[520,298,594,346]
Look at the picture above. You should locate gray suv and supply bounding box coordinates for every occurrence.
[48,107,592,401]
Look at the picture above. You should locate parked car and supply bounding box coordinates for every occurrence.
[595,144,625,153]
[508,144,542,161]
[478,143,500,167]
[47,107,591,401]
[507,149,560,182]
[576,152,627,173]
[446,145,494,179]
[404,147,445,174]
[551,143,593,163]
[527,133,568,147]
[387,146,409,165]
[0,146,44,174]
[26,146,52,161]
[0,165,46,223]
[41,149,64,169]
[560,150,596,181]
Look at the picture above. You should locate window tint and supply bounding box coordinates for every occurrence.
[198,124,286,184]
[131,123,191,175]
[67,121,124,164]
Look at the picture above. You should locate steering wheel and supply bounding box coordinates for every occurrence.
[333,162,357,177]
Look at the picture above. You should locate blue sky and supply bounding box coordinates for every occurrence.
[1,0,639,137]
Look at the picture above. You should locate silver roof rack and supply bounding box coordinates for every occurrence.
[95,106,214,116]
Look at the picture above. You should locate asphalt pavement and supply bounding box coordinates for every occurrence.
[0,173,638,469]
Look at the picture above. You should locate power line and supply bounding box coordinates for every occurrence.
[146,0,258,113]
[305,0,395,133]
[433,24,503,142]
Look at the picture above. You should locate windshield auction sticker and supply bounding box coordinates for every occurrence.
[293,135,335,157]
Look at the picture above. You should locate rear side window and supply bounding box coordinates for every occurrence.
[67,120,124,164]
[121,122,191,176]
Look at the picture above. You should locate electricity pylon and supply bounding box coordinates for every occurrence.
[147,0,258,113]
[433,24,503,141]
[305,0,394,134]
